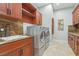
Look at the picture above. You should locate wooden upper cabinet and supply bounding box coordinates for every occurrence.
[72,4,79,25]
[11,3,22,19]
[0,3,42,25]
[6,3,22,19]
[22,3,36,13]
[0,3,22,21]
[37,11,42,25]
[0,3,7,14]
[72,12,75,24]
[39,11,42,25]
[33,11,42,25]
[22,3,36,24]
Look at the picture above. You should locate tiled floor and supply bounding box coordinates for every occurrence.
[43,39,75,56]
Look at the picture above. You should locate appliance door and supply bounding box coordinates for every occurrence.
[40,31,45,43]
[46,30,50,42]
[45,30,50,50]
[36,31,45,49]
[38,30,46,56]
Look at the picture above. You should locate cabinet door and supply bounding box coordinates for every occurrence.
[77,6,79,23]
[12,3,22,19]
[22,44,33,56]
[35,11,42,25]
[39,13,42,25]
[77,37,79,56]
[68,34,74,49]
[0,3,7,14]
[68,34,71,45]
[6,3,22,19]
[74,12,76,24]
[72,13,75,24]
[4,49,19,56]
[69,35,74,51]
[74,36,78,55]
[76,10,78,24]
[71,36,75,51]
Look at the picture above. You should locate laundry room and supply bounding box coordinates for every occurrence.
[0,1,78,57]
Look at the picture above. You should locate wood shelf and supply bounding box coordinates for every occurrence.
[0,14,22,22]
[22,8,35,18]
[22,3,36,13]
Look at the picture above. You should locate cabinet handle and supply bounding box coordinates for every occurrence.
[7,8,11,15]
[6,3,12,15]
[71,38,73,40]
[19,49,23,56]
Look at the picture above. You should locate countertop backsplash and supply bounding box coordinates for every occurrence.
[0,18,23,37]
[68,23,79,34]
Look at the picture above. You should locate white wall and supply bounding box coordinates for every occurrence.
[39,4,54,41]
[53,8,73,42]
[23,23,34,35]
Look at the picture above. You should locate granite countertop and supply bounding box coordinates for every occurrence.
[0,35,32,45]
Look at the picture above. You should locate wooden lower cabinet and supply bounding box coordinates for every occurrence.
[68,33,79,56]
[74,36,77,55]
[0,37,33,56]
[68,34,74,51]
[22,44,33,56]
[4,49,19,56]
[77,38,79,55]
[33,11,42,25]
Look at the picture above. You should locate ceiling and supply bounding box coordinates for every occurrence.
[53,3,76,11]
[33,3,49,8]
[33,3,76,10]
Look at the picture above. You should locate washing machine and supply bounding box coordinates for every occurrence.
[27,26,46,56]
